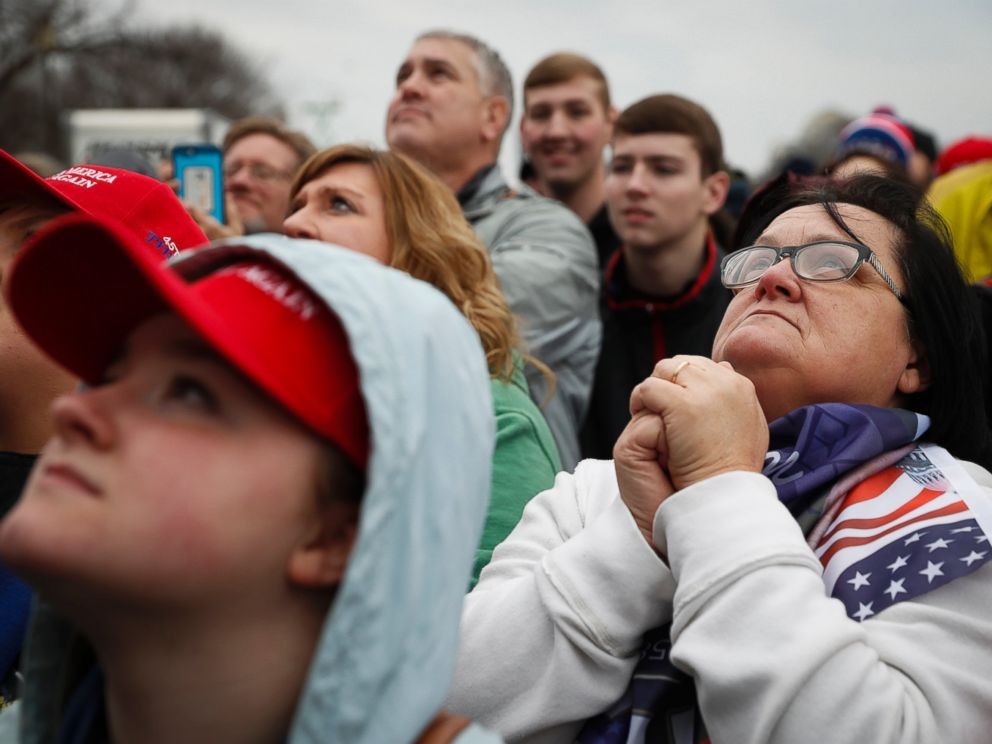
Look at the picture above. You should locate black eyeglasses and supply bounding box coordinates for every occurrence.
[222,161,295,182]
[720,240,904,300]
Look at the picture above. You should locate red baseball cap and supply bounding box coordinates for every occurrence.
[934,136,992,177]
[0,149,207,259]
[6,212,369,470]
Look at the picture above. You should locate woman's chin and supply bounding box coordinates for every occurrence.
[714,332,800,375]
[713,345,807,422]
[0,501,103,589]
[0,514,59,587]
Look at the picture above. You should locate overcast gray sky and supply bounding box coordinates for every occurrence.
[133,0,992,179]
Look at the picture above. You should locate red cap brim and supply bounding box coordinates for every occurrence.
[0,149,84,213]
[6,212,369,469]
[7,213,185,383]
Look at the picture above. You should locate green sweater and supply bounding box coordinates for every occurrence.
[471,364,561,586]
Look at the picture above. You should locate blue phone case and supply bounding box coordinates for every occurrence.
[172,144,225,223]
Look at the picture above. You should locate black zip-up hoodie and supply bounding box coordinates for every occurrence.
[580,235,733,459]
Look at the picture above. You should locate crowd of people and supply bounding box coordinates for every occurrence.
[0,27,991,744]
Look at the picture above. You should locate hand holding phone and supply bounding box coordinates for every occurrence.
[172,144,225,224]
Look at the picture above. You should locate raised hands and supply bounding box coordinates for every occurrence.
[614,355,768,545]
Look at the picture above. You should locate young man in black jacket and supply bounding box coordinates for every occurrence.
[581,95,733,459]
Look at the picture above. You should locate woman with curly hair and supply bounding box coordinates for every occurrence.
[284,144,560,584]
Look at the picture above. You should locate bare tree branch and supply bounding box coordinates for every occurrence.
[0,0,287,156]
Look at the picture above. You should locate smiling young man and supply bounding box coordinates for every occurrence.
[385,30,600,470]
[521,53,619,269]
[579,94,733,459]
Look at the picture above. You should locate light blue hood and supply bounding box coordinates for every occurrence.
[177,235,498,743]
[2,235,500,743]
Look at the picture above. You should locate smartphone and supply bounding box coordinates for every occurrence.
[172,144,225,223]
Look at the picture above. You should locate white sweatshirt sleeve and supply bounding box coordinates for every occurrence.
[447,459,675,743]
[656,469,992,744]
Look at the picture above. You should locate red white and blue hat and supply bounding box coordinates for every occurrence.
[836,113,916,169]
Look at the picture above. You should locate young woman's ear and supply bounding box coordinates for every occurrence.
[286,501,360,589]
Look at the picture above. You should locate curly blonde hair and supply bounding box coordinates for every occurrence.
[290,144,528,382]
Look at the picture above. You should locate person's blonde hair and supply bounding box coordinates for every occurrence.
[290,144,536,384]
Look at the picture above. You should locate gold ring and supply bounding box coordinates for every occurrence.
[671,360,691,385]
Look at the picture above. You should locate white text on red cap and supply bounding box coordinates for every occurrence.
[49,167,119,189]
[228,265,318,321]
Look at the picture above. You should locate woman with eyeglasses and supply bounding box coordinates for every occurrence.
[447,175,992,744]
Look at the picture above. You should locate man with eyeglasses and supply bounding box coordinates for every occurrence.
[579,94,732,460]
[188,116,316,239]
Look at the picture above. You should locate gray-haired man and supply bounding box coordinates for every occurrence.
[386,30,600,469]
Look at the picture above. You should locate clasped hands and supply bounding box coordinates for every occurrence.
[613,355,769,547]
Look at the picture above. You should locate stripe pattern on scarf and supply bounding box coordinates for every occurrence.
[816,443,992,622]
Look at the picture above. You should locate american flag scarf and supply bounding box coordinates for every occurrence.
[578,403,992,744]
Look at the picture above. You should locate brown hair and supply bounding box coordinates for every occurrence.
[614,94,724,176]
[315,441,365,506]
[290,145,525,382]
[523,52,611,112]
[222,116,317,166]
